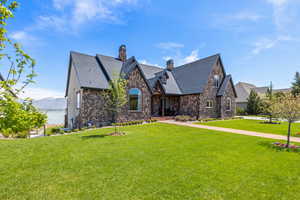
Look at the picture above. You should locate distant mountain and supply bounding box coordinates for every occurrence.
[32,97,66,110]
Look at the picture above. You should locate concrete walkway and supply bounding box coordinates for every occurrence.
[161,120,300,143]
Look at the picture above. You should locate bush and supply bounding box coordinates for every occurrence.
[175,115,193,122]
[199,118,218,122]
[1,128,13,138]
[236,107,247,115]
[0,95,47,138]
[73,129,79,132]
[16,131,29,138]
[51,127,60,134]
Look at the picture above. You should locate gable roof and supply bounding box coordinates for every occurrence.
[235,82,291,103]
[217,75,237,97]
[66,51,233,96]
[172,54,220,94]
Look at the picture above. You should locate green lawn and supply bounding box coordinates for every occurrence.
[197,119,300,136]
[1,123,300,199]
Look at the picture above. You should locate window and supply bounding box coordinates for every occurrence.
[226,98,231,111]
[214,75,220,88]
[129,88,142,111]
[76,92,81,109]
[206,100,213,108]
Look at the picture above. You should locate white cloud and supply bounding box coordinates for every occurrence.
[10,31,41,47]
[139,59,159,67]
[162,56,172,61]
[20,87,64,100]
[10,31,36,42]
[38,0,139,32]
[181,49,199,64]
[156,42,184,50]
[37,15,69,32]
[251,35,295,54]
[163,49,200,66]
[224,11,263,22]
[266,0,289,7]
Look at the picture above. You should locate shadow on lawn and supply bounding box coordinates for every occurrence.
[81,134,108,140]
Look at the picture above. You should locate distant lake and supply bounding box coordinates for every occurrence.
[42,110,65,125]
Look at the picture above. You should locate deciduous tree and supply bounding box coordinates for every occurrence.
[102,75,128,134]
[271,93,300,147]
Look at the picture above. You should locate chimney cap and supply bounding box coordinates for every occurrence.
[119,44,126,50]
[166,59,174,71]
[118,44,127,62]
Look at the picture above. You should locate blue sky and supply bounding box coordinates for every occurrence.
[3,0,300,99]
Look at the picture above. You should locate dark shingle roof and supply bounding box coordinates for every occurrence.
[66,51,230,96]
[217,75,237,97]
[173,54,220,94]
[96,54,123,80]
[235,82,291,103]
[71,52,109,89]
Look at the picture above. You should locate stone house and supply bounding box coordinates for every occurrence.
[235,82,291,110]
[65,45,237,128]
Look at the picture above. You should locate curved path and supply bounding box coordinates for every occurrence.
[161,120,300,143]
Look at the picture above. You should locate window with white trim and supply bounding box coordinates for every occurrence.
[214,75,220,88]
[226,98,231,111]
[76,92,81,109]
[129,88,142,111]
[206,100,213,108]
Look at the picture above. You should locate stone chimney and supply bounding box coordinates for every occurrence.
[166,59,174,71]
[118,44,127,62]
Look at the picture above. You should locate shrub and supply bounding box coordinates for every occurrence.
[236,107,247,115]
[51,127,60,134]
[1,128,13,138]
[199,118,218,122]
[73,129,79,132]
[175,115,193,122]
[16,131,29,138]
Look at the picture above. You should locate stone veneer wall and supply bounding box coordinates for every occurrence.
[117,67,152,122]
[81,89,112,127]
[179,94,200,116]
[220,80,236,118]
[80,67,152,126]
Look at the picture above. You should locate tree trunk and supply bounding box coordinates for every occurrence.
[286,121,292,148]
[269,114,272,123]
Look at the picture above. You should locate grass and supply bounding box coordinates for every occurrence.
[1,123,300,199]
[197,119,300,136]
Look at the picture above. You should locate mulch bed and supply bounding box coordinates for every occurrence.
[273,142,300,150]
[260,121,281,124]
[107,132,126,136]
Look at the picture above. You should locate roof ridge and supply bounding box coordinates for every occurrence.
[139,63,164,69]
[70,51,95,58]
[175,53,220,69]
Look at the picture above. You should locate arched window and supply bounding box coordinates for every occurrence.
[129,88,142,111]
[214,75,220,88]
[226,98,231,111]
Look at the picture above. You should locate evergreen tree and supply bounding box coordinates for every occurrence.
[246,90,262,115]
[292,72,300,97]
[262,82,275,123]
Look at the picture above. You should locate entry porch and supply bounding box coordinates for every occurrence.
[151,95,180,117]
